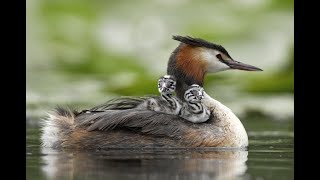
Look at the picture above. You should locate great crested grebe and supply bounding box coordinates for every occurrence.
[41,35,262,149]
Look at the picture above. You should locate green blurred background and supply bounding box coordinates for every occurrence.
[26,0,293,128]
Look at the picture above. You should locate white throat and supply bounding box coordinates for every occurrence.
[200,48,230,73]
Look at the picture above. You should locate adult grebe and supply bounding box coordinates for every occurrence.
[41,35,262,149]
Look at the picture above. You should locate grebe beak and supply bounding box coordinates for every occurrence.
[225,60,263,71]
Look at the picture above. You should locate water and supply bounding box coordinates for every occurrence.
[26,121,293,180]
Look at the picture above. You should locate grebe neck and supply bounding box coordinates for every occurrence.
[167,44,206,100]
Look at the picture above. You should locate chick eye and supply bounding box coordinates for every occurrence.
[216,54,222,60]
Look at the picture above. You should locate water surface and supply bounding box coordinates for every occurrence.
[26,121,293,180]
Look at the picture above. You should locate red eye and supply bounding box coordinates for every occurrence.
[216,54,222,60]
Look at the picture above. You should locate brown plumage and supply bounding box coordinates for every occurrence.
[175,44,208,85]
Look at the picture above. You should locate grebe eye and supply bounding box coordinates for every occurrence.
[216,54,222,60]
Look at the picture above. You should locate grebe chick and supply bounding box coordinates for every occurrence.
[41,35,262,149]
[180,84,210,123]
[151,75,210,123]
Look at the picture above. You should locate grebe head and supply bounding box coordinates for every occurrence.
[172,35,262,73]
[167,35,262,99]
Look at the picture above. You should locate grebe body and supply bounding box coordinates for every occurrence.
[41,35,262,149]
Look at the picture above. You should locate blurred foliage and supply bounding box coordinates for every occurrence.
[58,50,146,76]
[268,0,294,10]
[244,46,294,94]
[106,75,158,96]
[27,0,294,119]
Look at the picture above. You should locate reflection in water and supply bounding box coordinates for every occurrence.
[41,147,248,180]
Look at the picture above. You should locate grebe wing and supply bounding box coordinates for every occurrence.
[75,109,225,147]
[76,109,187,138]
[74,97,226,146]
[87,96,156,111]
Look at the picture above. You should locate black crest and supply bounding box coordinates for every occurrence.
[172,35,231,58]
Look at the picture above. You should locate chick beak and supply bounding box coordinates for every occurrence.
[225,60,263,71]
